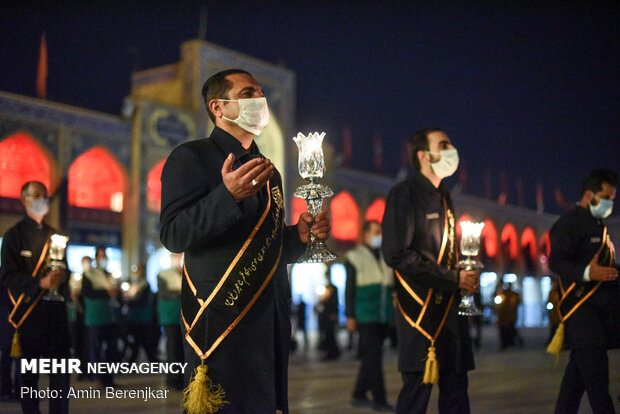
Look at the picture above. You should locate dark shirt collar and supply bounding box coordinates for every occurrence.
[411,169,447,196]
[22,214,47,230]
[209,127,261,162]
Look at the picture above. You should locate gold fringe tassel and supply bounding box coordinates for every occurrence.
[422,344,439,384]
[10,331,21,358]
[546,322,565,356]
[182,362,227,414]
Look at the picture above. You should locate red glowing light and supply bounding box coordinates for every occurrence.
[330,191,360,241]
[501,223,519,260]
[521,227,538,263]
[0,132,53,198]
[146,159,166,212]
[68,146,126,211]
[365,198,386,223]
[482,219,498,258]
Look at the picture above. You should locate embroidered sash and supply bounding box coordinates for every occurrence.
[555,226,613,324]
[7,238,50,331]
[395,198,456,344]
[182,180,284,360]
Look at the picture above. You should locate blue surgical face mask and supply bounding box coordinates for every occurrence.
[29,198,50,219]
[589,197,613,219]
[370,235,382,249]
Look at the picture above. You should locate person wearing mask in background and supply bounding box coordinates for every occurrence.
[81,245,120,388]
[0,181,70,414]
[157,252,184,390]
[159,68,330,413]
[548,168,619,414]
[345,219,394,412]
[123,263,157,363]
[382,129,479,414]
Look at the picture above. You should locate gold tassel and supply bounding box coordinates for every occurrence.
[182,361,227,414]
[546,322,564,356]
[10,331,22,358]
[422,344,439,384]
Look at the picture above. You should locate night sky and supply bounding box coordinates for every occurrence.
[1,1,619,215]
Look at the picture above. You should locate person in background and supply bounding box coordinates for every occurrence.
[157,252,184,390]
[548,168,619,414]
[0,181,70,414]
[382,128,479,414]
[123,263,157,363]
[494,283,521,350]
[546,277,561,346]
[67,256,90,380]
[318,275,340,361]
[345,219,394,412]
[81,245,120,388]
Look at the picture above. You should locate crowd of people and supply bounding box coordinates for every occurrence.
[0,67,618,414]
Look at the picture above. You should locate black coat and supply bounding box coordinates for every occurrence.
[0,216,69,353]
[549,206,620,350]
[160,127,304,413]
[382,170,474,373]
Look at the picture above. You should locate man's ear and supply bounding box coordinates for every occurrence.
[417,149,428,166]
[584,190,595,204]
[208,99,222,119]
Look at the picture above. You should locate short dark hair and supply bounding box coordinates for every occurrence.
[362,219,381,234]
[95,245,107,257]
[581,168,618,196]
[201,69,251,123]
[20,181,47,198]
[408,128,443,171]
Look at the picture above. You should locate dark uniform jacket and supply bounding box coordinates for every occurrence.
[160,127,305,413]
[0,216,69,354]
[549,206,620,350]
[382,170,474,373]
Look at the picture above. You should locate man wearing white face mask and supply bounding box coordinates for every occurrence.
[549,168,619,414]
[0,181,70,414]
[160,69,331,414]
[382,128,479,414]
[345,220,394,412]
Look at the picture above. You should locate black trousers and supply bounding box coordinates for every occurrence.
[87,324,119,385]
[396,370,470,414]
[554,348,615,414]
[163,324,184,388]
[0,305,17,396]
[353,322,388,403]
[18,302,70,414]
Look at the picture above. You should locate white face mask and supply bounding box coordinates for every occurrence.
[370,235,382,249]
[427,148,459,179]
[97,258,108,270]
[589,197,613,219]
[29,198,50,219]
[220,97,270,136]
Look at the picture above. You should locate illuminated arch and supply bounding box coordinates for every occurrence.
[500,223,519,260]
[68,146,127,211]
[521,227,538,263]
[481,219,498,258]
[365,197,386,223]
[330,191,360,241]
[455,214,472,238]
[146,159,166,212]
[539,231,551,258]
[289,196,307,224]
[0,132,54,198]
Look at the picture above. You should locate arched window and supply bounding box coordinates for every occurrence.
[146,159,166,212]
[501,223,519,261]
[521,227,538,273]
[365,197,386,223]
[482,219,498,258]
[68,146,126,211]
[330,191,360,242]
[539,231,551,259]
[0,132,54,198]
